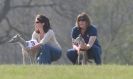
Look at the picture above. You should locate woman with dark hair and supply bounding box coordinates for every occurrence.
[67,12,102,65]
[29,14,62,64]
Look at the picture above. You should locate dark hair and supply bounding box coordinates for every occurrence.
[36,14,51,33]
[76,12,91,27]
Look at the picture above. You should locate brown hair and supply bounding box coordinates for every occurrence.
[75,12,91,27]
[35,14,51,33]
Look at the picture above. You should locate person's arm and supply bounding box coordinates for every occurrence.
[26,31,40,52]
[86,26,98,50]
[30,43,41,51]
[86,36,96,49]
[79,36,96,51]
[73,44,80,53]
[80,26,98,50]
[39,30,53,45]
[31,30,53,51]
[31,31,37,40]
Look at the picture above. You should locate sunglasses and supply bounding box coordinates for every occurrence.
[78,17,87,21]
[35,21,41,23]
[78,19,86,21]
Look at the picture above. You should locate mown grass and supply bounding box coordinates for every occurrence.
[0,64,133,79]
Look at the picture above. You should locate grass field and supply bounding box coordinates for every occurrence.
[0,64,133,79]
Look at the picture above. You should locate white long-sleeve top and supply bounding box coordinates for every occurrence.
[32,29,61,49]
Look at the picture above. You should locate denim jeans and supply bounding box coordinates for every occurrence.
[67,45,102,65]
[37,44,62,64]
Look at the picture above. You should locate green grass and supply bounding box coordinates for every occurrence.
[0,65,133,79]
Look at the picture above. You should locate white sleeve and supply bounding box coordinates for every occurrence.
[31,31,38,40]
[39,30,53,45]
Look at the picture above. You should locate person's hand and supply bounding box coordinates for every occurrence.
[76,46,80,54]
[79,43,89,51]
[73,44,80,54]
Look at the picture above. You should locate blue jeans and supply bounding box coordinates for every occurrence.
[67,45,102,65]
[37,44,62,64]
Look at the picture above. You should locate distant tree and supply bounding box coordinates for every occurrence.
[87,0,133,64]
